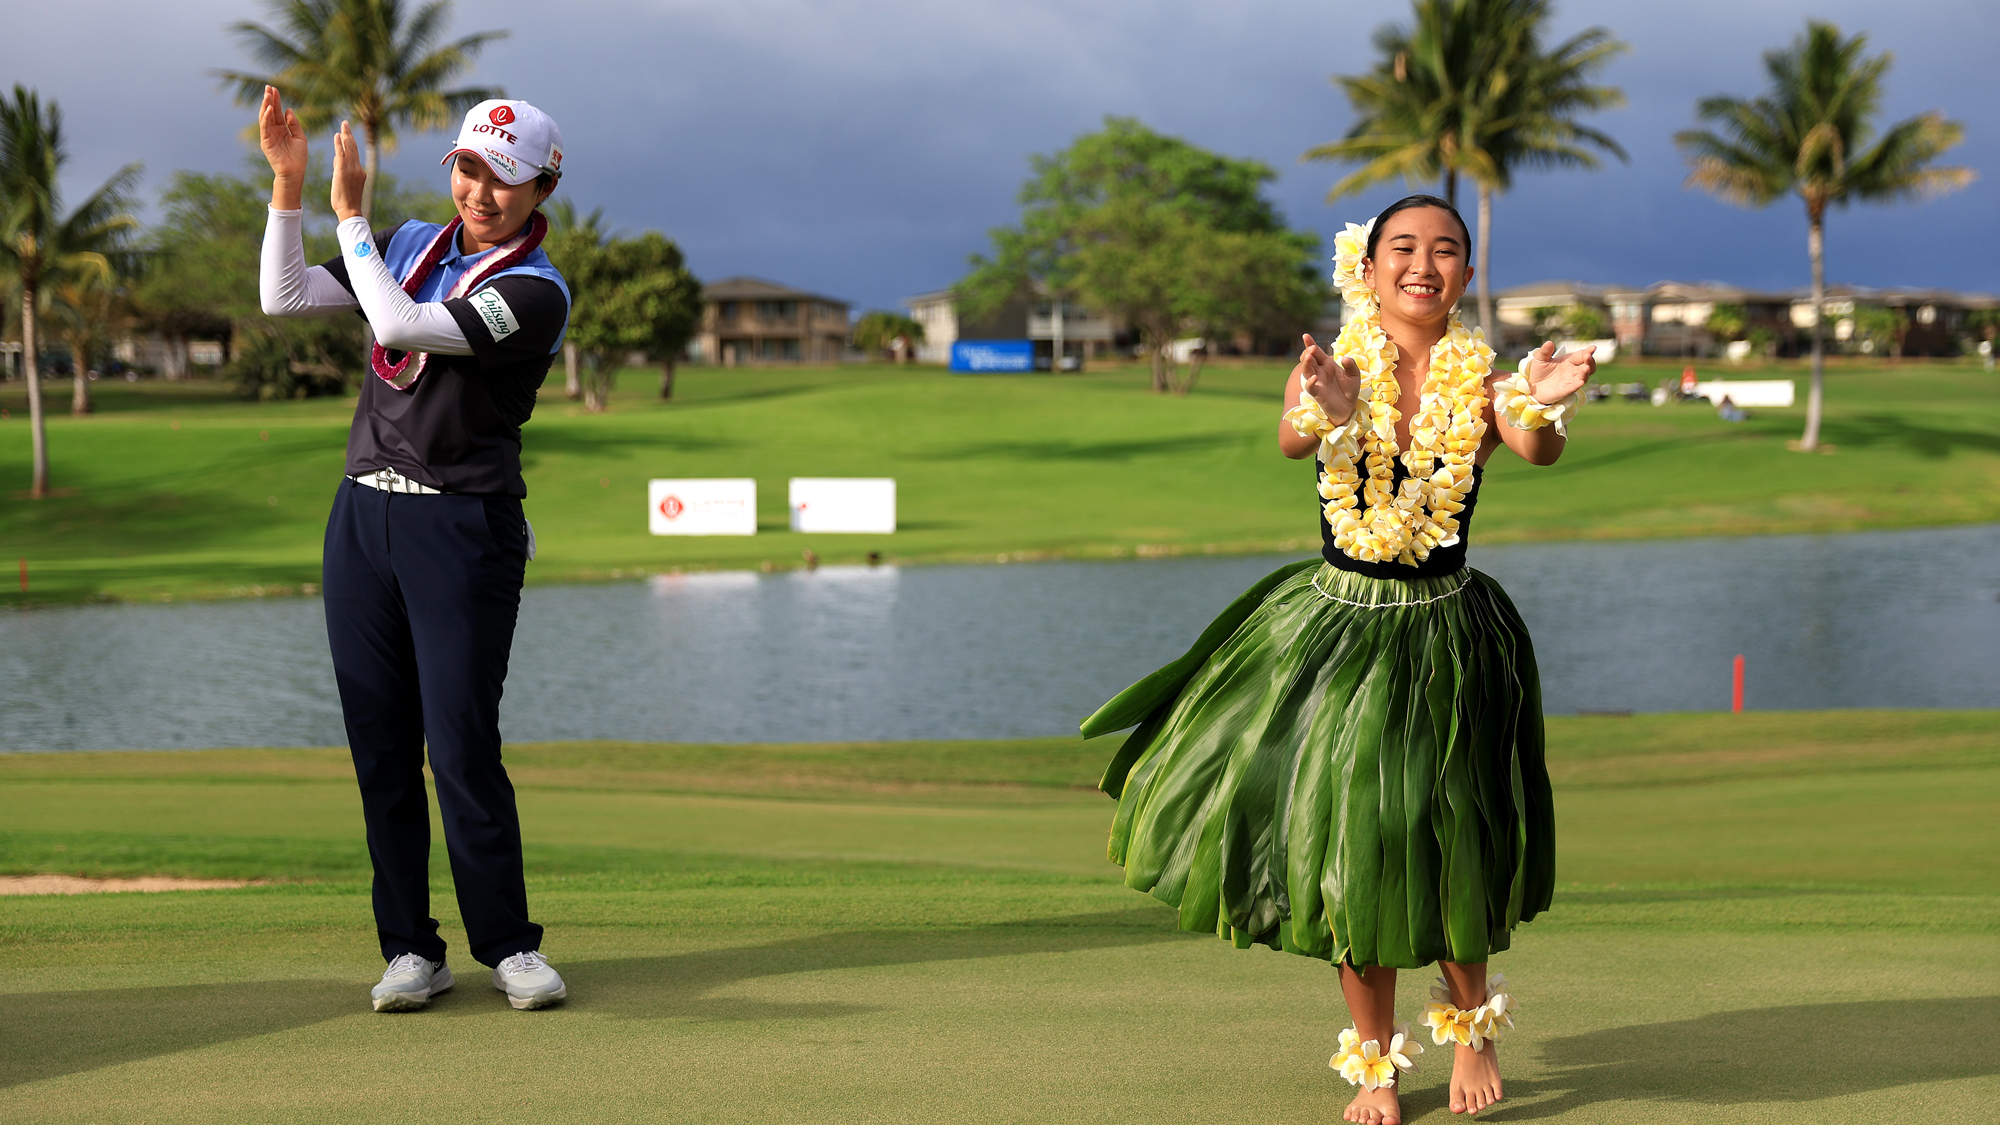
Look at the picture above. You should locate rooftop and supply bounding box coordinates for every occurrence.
[702,276,849,305]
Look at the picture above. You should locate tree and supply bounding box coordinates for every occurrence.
[49,268,127,414]
[217,0,506,222]
[542,198,609,401]
[0,86,141,497]
[963,117,1322,395]
[563,231,701,411]
[1675,20,1971,450]
[1560,304,1608,342]
[1305,0,1479,206]
[139,165,361,399]
[1460,3,1626,339]
[1308,0,1626,334]
[851,310,924,362]
[1849,305,1902,357]
[1704,304,1748,342]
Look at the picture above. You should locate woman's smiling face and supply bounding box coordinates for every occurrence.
[450,154,552,253]
[1363,206,1473,327]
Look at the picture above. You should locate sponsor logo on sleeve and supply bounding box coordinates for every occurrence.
[353,240,372,257]
[468,288,520,341]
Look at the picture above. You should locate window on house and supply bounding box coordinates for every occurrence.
[760,338,802,361]
[718,301,738,323]
[757,301,798,321]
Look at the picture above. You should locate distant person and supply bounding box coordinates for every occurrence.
[255,87,570,1012]
[1083,195,1588,1125]
[1717,394,1747,423]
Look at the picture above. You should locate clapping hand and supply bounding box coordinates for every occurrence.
[1524,340,1594,403]
[258,87,307,205]
[1299,333,1363,425]
[331,121,368,222]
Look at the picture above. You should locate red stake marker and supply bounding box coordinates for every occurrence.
[17,557,25,593]
[1732,654,1745,713]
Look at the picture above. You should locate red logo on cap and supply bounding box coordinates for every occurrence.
[489,105,515,126]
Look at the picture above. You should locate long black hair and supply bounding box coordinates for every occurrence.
[1364,194,1474,260]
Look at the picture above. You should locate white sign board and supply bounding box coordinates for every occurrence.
[649,478,757,536]
[1693,380,1795,408]
[789,478,896,533]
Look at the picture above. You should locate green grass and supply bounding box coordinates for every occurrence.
[3,356,1998,604]
[2,711,1997,1121]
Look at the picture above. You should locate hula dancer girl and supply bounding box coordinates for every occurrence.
[1083,195,1592,1124]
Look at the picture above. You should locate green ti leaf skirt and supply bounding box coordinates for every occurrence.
[1084,560,1554,969]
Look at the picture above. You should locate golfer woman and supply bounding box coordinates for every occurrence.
[257,86,571,1012]
[1084,195,1591,1122]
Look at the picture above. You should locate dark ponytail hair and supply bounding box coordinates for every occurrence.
[1364,194,1474,260]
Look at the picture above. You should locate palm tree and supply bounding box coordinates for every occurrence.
[1675,20,1970,451]
[1459,3,1626,335]
[1308,1,1626,337]
[52,269,126,415]
[216,0,507,222]
[0,86,140,497]
[1305,0,1472,206]
[543,198,609,401]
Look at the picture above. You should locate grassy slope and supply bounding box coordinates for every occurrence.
[2,711,1996,1121]
[2,356,1997,604]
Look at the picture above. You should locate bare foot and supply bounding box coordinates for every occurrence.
[1344,1084,1402,1124]
[1450,1041,1502,1115]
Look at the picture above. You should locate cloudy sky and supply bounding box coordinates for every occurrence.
[7,0,1997,312]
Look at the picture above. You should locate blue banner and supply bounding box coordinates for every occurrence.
[950,339,1035,373]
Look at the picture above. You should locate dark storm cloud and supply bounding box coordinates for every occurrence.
[6,0,1996,312]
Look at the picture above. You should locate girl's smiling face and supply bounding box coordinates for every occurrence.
[450,154,553,253]
[1363,206,1473,327]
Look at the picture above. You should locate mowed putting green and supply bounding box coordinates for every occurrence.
[4,356,2000,605]
[3,711,1997,1122]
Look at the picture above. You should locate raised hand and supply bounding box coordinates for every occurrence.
[1299,333,1363,425]
[1524,340,1594,404]
[258,86,308,209]
[331,121,368,222]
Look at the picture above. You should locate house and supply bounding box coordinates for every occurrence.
[693,277,850,366]
[1490,281,1617,354]
[904,285,1118,367]
[1495,280,2000,358]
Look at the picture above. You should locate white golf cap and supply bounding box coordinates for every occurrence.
[441,99,564,186]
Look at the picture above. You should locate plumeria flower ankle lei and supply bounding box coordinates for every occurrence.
[1422,973,1518,1052]
[1330,1022,1423,1090]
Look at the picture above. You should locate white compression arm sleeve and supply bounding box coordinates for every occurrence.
[260,207,359,317]
[334,215,474,355]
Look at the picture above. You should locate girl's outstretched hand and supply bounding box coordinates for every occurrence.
[259,86,308,207]
[1524,340,1594,403]
[1299,333,1363,425]
[331,122,368,222]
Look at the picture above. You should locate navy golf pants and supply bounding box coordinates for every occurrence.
[323,479,542,968]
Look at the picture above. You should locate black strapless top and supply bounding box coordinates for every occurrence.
[1317,460,1484,579]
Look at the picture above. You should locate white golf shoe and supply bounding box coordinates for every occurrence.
[371,953,454,1012]
[493,950,567,1010]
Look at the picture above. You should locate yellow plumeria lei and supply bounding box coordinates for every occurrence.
[1493,356,1579,435]
[1285,219,1495,567]
[1422,974,1518,1052]
[1330,1023,1422,1089]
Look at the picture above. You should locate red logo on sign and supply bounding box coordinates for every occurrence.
[660,495,684,519]
[489,105,515,126]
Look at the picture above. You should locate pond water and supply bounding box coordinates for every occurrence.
[3,523,1997,751]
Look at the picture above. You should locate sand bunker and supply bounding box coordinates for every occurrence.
[0,875,261,895]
